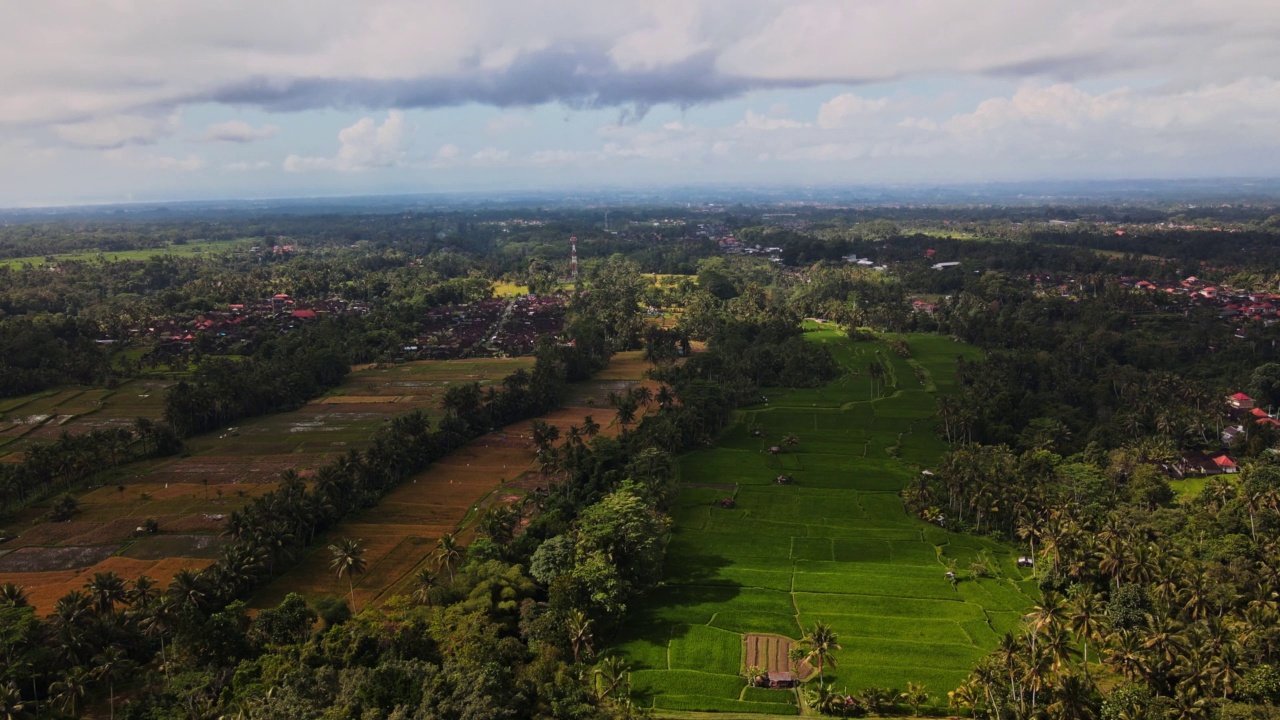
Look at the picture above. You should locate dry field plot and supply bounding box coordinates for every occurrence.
[1,353,657,615]
[743,634,815,679]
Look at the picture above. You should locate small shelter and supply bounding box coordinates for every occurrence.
[766,672,795,689]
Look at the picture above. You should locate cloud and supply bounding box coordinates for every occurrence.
[817,93,888,129]
[53,112,180,149]
[284,111,412,172]
[223,160,271,171]
[197,120,278,143]
[6,1,1278,130]
[103,148,204,171]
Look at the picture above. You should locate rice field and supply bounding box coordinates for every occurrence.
[614,330,1032,713]
[0,355,539,613]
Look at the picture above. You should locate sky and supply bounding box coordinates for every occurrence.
[3,1,1280,206]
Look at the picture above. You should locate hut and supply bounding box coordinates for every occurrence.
[766,672,796,689]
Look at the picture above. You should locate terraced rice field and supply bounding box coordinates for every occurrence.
[615,329,1036,713]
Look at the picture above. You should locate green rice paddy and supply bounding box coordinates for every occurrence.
[615,329,1035,714]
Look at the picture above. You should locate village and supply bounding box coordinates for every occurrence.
[124,290,568,366]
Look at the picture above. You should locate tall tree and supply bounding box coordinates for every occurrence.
[327,538,367,612]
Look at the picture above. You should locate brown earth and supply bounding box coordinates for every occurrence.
[743,634,816,680]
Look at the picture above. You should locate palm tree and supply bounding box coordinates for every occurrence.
[1068,591,1104,676]
[592,655,632,701]
[129,575,158,609]
[0,682,30,720]
[655,385,674,410]
[139,597,178,687]
[328,538,367,612]
[167,568,206,611]
[567,608,594,664]
[581,415,601,438]
[0,584,28,608]
[901,682,929,716]
[433,534,462,582]
[631,385,653,408]
[94,645,135,720]
[1046,673,1097,720]
[410,569,436,606]
[806,683,843,716]
[802,621,841,682]
[85,571,128,615]
[49,666,91,717]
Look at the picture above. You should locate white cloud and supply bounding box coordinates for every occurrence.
[470,147,509,164]
[103,148,204,171]
[738,109,807,130]
[284,111,412,172]
[197,120,278,143]
[223,160,271,171]
[3,1,1278,130]
[817,93,888,129]
[53,112,180,149]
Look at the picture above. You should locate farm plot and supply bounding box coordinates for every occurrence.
[248,351,654,609]
[615,330,1031,710]
[0,356,534,613]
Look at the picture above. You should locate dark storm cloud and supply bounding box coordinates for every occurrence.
[204,45,820,117]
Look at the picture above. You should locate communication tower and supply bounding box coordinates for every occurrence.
[570,236,579,280]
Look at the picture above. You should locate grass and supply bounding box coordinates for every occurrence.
[614,331,1031,706]
[0,237,254,268]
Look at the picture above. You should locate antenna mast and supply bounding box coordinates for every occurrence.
[569,236,579,281]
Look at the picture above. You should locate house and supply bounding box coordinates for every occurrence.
[1213,455,1240,474]
[290,309,318,320]
[766,672,796,689]
[1222,425,1245,445]
[1173,452,1223,478]
[932,262,961,270]
[1228,393,1255,410]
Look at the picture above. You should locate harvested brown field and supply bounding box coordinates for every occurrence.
[743,634,815,680]
[0,545,118,573]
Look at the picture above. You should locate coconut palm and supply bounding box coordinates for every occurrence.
[85,571,128,615]
[128,575,158,609]
[1068,591,1104,676]
[411,569,437,606]
[581,415,601,438]
[1046,673,1097,720]
[0,682,30,720]
[806,683,843,715]
[901,682,929,716]
[0,584,28,608]
[328,537,367,612]
[167,568,206,611]
[93,645,135,720]
[802,621,841,682]
[567,609,594,664]
[433,533,462,582]
[49,666,91,717]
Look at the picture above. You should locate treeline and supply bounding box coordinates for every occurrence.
[936,273,1280,454]
[906,444,1280,716]
[0,315,111,396]
[895,283,1280,714]
[164,348,350,437]
[0,419,182,518]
